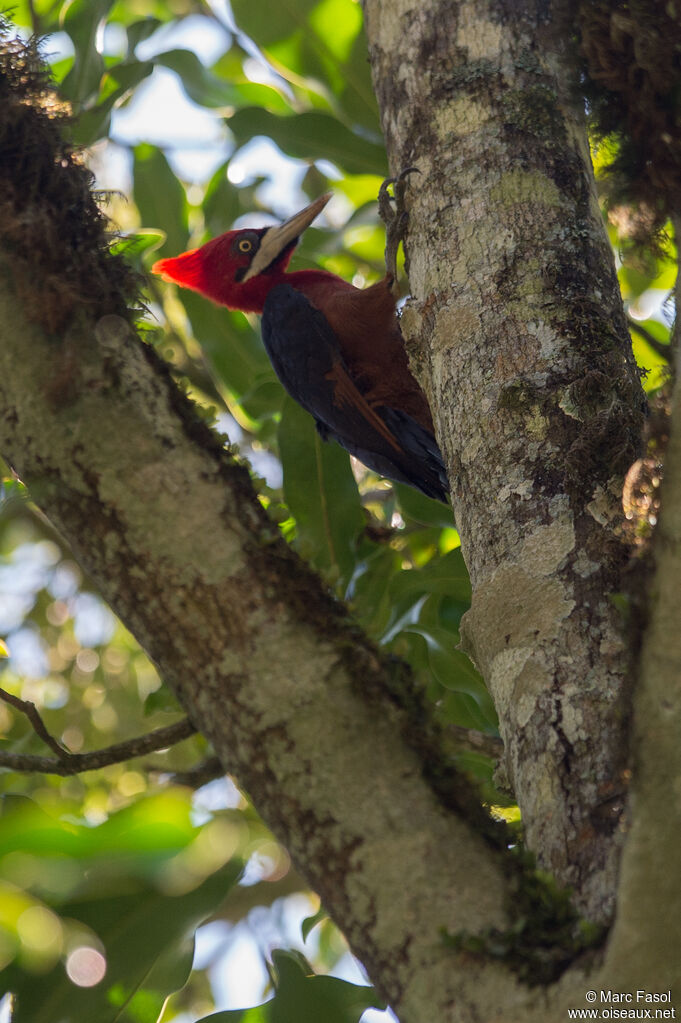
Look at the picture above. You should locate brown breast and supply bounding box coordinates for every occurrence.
[320,277,434,433]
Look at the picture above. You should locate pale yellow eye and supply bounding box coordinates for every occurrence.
[238,239,252,253]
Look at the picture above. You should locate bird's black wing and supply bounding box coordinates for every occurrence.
[261,283,449,501]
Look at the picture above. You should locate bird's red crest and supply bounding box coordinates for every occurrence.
[152,249,204,290]
[151,194,331,313]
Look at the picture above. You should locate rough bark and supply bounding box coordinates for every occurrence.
[602,348,681,992]
[363,0,646,923]
[3,10,680,1019]
[9,267,646,1021]
[1,300,678,1017]
[0,272,526,1022]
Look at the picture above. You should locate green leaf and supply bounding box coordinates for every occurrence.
[301,906,326,942]
[439,688,498,732]
[203,165,245,236]
[337,26,381,133]
[388,547,472,608]
[454,751,511,806]
[129,934,195,1015]
[402,624,481,694]
[349,544,403,637]
[71,59,155,146]
[240,380,288,423]
[629,318,671,392]
[271,948,383,1023]
[102,936,195,1023]
[393,482,454,529]
[0,477,28,509]
[106,2,177,28]
[231,0,379,133]
[181,294,275,402]
[397,622,497,727]
[147,47,293,114]
[306,0,379,132]
[230,0,319,47]
[228,108,387,177]
[143,683,182,716]
[196,949,383,1023]
[197,1009,268,1022]
[126,17,163,57]
[133,145,188,258]
[5,862,241,1023]
[154,48,235,108]
[110,230,167,264]
[211,48,294,115]
[279,396,364,586]
[59,0,116,109]
[202,167,268,239]
[0,791,197,867]
[104,57,157,96]
[70,99,115,147]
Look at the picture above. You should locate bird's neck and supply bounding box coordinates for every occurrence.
[233,268,353,315]
[281,269,356,306]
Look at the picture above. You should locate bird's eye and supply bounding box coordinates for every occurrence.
[238,239,252,253]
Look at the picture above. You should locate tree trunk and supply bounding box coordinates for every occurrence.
[0,274,546,1022]
[602,349,681,990]
[3,12,681,1021]
[363,0,645,924]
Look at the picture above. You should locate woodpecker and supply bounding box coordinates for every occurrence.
[153,180,448,501]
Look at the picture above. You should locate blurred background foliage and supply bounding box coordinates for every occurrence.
[0,0,675,1020]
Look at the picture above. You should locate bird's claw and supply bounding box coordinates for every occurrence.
[378,167,419,292]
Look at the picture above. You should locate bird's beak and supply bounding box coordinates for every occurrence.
[242,193,331,282]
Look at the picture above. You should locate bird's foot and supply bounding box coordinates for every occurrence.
[378,167,419,293]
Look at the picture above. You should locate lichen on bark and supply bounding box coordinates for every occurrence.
[363,0,646,923]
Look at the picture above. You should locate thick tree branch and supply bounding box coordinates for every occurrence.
[0,261,558,1022]
[602,244,681,992]
[363,0,645,925]
[0,42,547,1001]
[0,37,542,1016]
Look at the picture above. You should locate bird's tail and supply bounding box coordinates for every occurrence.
[379,407,450,502]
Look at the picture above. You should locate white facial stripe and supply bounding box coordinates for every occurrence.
[242,227,287,282]
[240,193,331,283]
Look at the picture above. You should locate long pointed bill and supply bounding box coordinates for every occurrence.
[241,193,331,282]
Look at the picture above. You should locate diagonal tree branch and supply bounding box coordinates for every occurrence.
[0,27,560,1021]
[0,259,531,1023]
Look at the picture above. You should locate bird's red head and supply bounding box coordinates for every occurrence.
[152,193,330,314]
